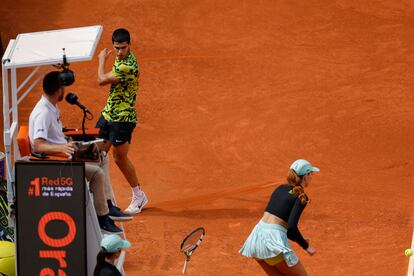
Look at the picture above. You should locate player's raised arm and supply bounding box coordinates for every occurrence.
[97,48,119,85]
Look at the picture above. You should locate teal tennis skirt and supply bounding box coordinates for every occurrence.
[239,220,299,267]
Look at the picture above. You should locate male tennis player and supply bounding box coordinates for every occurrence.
[97,28,148,215]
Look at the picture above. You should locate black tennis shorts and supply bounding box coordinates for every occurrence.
[96,115,136,146]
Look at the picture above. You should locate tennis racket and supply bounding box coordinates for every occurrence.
[180,227,205,274]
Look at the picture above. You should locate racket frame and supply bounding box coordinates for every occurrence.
[180,227,205,274]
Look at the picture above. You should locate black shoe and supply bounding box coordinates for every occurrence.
[108,205,133,221]
[98,215,123,234]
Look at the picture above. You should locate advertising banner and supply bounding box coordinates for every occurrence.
[15,161,86,276]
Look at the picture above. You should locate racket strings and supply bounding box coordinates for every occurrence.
[182,234,203,253]
[180,228,205,274]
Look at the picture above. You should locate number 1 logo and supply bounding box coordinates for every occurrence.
[28,177,40,197]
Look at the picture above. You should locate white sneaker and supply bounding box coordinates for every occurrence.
[124,191,148,215]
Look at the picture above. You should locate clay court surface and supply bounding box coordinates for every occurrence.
[1,0,414,275]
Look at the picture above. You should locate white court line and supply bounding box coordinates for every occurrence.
[408,227,414,276]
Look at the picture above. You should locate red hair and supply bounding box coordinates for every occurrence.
[286,169,309,205]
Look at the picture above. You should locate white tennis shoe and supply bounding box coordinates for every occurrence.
[124,191,148,215]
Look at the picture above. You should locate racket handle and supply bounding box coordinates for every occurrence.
[182,259,189,274]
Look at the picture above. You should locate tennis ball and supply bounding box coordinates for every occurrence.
[0,241,15,276]
[405,249,413,257]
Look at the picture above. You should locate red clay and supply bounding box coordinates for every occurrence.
[1,1,414,275]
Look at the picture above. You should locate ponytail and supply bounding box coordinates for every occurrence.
[286,169,309,205]
[93,248,116,276]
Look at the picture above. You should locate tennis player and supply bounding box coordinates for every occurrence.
[239,159,318,275]
[97,28,148,215]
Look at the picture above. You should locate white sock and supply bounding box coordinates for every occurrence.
[132,186,141,197]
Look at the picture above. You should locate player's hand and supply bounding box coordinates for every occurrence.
[98,48,112,62]
[306,246,316,256]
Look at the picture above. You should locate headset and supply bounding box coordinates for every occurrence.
[55,48,75,86]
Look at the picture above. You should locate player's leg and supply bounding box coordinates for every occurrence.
[100,152,132,221]
[96,115,131,219]
[112,142,148,214]
[107,121,139,188]
[274,260,307,276]
[109,122,148,214]
[256,259,284,275]
[112,142,140,188]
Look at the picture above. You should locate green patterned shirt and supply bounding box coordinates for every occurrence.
[102,52,139,122]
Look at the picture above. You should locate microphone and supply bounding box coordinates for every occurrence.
[65,93,91,114]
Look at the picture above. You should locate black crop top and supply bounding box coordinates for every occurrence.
[265,184,309,249]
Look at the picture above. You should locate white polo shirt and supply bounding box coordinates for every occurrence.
[29,95,67,149]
